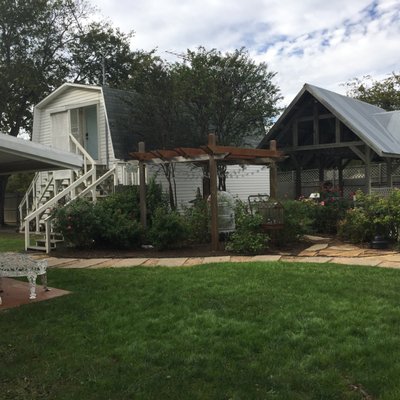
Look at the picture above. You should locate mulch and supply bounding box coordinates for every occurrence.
[46,240,311,259]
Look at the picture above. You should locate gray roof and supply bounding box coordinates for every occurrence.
[102,87,139,160]
[259,83,400,157]
[0,134,82,175]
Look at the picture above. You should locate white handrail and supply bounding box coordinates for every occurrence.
[24,168,95,223]
[69,134,95,173]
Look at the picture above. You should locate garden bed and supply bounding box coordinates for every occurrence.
[48,239,313,259]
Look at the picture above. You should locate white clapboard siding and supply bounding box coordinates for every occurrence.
[32,86,109,164]
[148,163,270,209]
[147,164,203,209]
[226,165,270,202]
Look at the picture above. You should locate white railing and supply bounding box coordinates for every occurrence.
[69,134,95,174]
[21,132,134,252]
[18,172,53,231]
[38,167,117,253]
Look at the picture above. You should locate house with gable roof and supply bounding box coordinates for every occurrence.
[258,83,400,199]
[20,83,143,251]
[21,83,270,251]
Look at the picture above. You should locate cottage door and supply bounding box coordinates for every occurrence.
[51,111,69,151]
[84,105,98,160]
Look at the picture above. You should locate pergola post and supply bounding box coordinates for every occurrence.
[269,140,278,198]
[138,141,147,229]
[208,133,219,251]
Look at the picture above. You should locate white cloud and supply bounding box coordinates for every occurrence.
[92,0,400,103]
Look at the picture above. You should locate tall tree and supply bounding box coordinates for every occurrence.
[174,47,282,147]
[344,72,400,111]
[0,0,89,225]
[129,47,282,205]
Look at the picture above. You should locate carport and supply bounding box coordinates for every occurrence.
[0,134,83,174]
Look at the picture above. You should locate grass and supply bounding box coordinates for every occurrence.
[1,262,400,399]
[0,231,25,252]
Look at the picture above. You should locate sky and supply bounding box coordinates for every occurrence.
[92,0,400,104]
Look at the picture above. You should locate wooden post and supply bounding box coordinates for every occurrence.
[313,102,319,145]
[338,160,344,196]
[138,141,147,229]
[386,158,393,188]
[269,140,278,198]
[365,146,371,194]
[335,118,341,143]
[295,167,302,198]
[208,133,219,251]
[318,157,324,187]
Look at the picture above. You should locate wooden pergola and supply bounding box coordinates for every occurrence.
[129,134,284,251]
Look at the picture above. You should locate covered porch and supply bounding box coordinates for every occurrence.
[258,83,400,199]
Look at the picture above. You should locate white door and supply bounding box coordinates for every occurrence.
[51,111,69,151]
[84,105,98,160]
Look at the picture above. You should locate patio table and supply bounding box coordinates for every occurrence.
[0,253,48,305]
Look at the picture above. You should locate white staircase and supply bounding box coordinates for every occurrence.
[19,134,118,253]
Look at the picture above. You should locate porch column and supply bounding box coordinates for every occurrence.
[318,157,324,189]
[269,140,278,198]
[365,147,371,194]
[295,167,302,199]
[386,158,393,187]
[208,134,219,251]
[138,141,147,229]
[338,160,344,197]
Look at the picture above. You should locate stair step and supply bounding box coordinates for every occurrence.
[35,239,62,248]
[26,245,47,251]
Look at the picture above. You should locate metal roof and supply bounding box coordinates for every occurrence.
[0,134,83,175]
[259,83,400,157]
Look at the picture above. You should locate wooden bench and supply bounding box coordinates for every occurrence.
[0,253,48,305]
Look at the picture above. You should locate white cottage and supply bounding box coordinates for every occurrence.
[21,83,140,251]
[22,83,271,252]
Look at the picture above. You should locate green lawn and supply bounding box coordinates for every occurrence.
[1,262,400,399]
[0,231,25,252]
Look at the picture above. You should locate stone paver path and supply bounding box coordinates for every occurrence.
[30,239,400,270]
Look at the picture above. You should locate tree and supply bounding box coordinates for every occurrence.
[128,47,282,206]
[174,47,282,147]
[68,22,153,88]
[344,72,400,111]
[0,0,90,225]
[0,0,151,224]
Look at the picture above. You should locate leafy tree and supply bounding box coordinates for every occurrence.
[128,47,282,206]
[344,72,400,111]
[174,47,282,147]
[0,0,154,225]
[68,22,136,88]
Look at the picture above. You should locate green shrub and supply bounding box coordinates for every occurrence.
[274,200,314,245]
[226,201,268,254]
[337,190,400,244]
[146,177,169,224]
[104,186,140,220]
[52,198,98,248]
[183,196,210,244]
[312,198,352,234]
[337,207,373,243]
[148,207,189,250]
[94,201,143,249]
[387,189,400,241]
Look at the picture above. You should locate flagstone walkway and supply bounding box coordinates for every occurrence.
[31,238,400,270]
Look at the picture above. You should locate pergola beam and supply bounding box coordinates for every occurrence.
[130,135,283,252]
